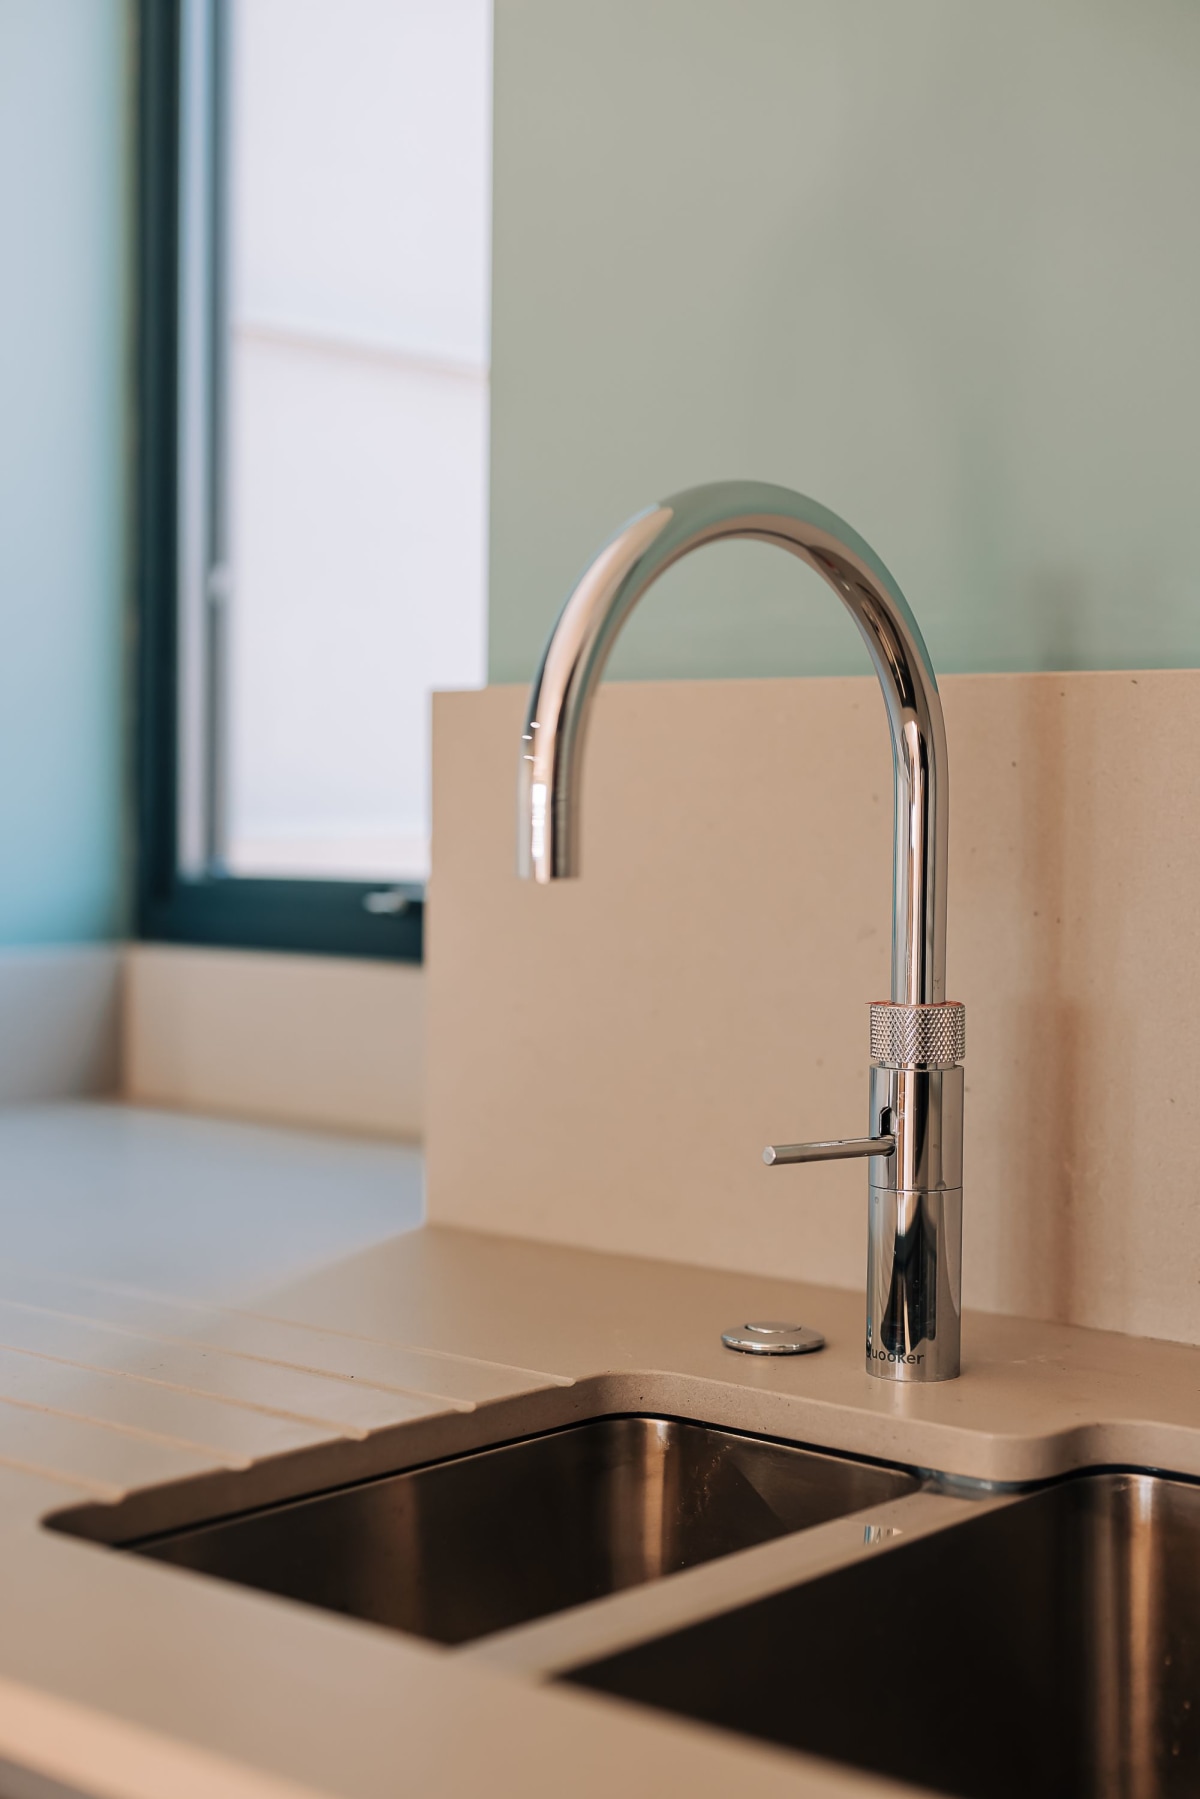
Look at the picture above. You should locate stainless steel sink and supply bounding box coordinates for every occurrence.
[566,1468,1200,1799]
[126,1415,917,1646]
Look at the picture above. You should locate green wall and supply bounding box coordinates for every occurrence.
[0,0,129,943]
[489,0,1200,684]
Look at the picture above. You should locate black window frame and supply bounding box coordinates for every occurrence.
[134,0,424,963]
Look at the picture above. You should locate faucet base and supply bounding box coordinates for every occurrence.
[865,1186,962,1382]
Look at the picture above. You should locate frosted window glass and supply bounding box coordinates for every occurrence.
[224,0,490,881]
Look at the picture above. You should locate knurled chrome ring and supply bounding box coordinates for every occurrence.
[870,1001,965,1068]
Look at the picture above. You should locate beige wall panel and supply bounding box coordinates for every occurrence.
[123,946,423,1141]
[427,671,1200,1344]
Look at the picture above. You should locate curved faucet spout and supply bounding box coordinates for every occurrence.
[518,480,948,1008]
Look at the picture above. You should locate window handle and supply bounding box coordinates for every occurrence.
[363,888,412,916]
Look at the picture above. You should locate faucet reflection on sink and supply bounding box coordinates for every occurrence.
[518,481,965,1380]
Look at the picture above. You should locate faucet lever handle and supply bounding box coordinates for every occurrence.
[762,1134,895,1167]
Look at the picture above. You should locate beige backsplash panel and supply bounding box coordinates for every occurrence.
[427,672,1200,1345]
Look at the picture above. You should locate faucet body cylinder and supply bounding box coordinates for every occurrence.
[518,482,964,1382]
[867,1061,963,1380]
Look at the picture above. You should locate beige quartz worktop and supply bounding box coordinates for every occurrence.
[1,1105,1198,1799]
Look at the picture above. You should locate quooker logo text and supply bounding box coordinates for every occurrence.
[866,1345,925,1365]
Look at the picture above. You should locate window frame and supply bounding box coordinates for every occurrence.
[134,0,424,963]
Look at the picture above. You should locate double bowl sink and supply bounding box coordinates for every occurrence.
[56,1414,1200,1799]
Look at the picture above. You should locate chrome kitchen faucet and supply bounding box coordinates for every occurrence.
[517,482,964,1382]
